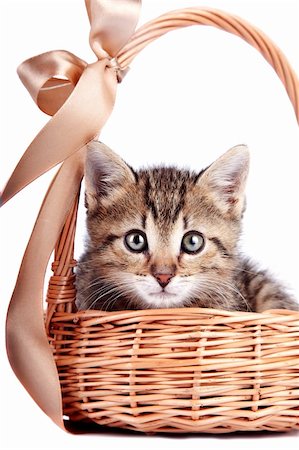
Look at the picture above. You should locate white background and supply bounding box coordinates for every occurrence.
[0,0,298,449]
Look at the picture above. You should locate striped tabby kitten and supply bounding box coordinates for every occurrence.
[75,142,298,312]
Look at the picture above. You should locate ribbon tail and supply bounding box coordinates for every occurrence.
[5,57,118,429]
[0,59,117,207]
[6,150,85,429]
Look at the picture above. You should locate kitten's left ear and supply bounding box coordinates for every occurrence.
[199,145,249,218]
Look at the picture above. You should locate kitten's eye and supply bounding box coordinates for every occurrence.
[125,230,148,253]
[181,231,205,254]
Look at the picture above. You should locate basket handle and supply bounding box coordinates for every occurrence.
[47,7,299,323]
[119,8,299,121]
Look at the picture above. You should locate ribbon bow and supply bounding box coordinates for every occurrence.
[3,0,140,431]
[1,0,140,206]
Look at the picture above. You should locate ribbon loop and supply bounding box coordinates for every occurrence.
[17,50,87,116]
[86,0,141,60]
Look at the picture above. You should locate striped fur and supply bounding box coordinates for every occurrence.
[75,142,298,312]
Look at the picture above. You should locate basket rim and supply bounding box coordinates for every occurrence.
[50,306,299,322]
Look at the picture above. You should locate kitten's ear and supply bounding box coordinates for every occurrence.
[199,145,249,218]
[85,141,137,211]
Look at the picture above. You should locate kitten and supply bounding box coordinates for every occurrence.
[75,142,298,313]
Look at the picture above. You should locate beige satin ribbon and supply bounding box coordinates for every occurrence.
[1,0,141,206]
[2,0,141,431]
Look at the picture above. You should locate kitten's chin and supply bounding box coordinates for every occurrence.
[139,291,188,309]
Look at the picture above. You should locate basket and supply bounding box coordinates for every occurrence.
[3,0,299,435]
[51,307,299,434]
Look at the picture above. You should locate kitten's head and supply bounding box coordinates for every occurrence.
[76,142,249,311]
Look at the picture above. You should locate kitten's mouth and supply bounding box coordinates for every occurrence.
[149,290,176,297]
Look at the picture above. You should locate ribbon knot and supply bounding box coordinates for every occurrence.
[1,0,140,205]
[107,57,130,82]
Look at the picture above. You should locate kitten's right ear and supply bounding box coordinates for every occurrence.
[198,145,249,218]
[85,141,137,212]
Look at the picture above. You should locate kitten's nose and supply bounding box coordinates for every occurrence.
[154,273,173,288]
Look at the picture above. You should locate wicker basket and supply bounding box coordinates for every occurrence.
[50,307,299,434]
[3,3,299,435]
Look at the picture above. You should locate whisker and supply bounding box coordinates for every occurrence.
[83,278,138,311]
[196,275,251,311]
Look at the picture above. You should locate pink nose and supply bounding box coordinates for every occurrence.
[155,273,173,288]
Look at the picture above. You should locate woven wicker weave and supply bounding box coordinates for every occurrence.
[43,7,298,434]
[50,308,299,433]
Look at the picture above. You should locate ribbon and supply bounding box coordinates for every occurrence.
[2,0,141,431]
[1,0,141,206]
